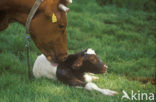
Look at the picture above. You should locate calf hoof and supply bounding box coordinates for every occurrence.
[101,89,118,96]
[92,76,99,80]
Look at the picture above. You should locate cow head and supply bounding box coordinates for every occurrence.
[28,0,72,64]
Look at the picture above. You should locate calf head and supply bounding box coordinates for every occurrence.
[66,49,108,74]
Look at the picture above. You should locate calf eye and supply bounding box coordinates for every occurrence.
[90,57,97,63]
[93,59,97,63]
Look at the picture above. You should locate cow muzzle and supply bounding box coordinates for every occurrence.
[47,53,67,64]
[54,53,67,63]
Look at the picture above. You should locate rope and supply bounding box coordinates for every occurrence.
[26,0,43,34]
[25,0,43,80]
[25,35,31,79]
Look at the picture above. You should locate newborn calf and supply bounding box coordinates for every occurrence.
[33,49,118,96]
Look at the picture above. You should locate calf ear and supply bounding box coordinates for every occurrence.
[72,57,84,70]
[76,48,88,55]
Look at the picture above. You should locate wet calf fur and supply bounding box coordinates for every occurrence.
[33,49,118,96]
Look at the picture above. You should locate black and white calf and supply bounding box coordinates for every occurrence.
[33,49,118,96]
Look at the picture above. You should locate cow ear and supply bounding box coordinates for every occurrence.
[72,57,84,70]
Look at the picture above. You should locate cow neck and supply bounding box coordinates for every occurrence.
[25,0,43,34]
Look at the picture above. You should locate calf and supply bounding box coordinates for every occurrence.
[33,49,118,96]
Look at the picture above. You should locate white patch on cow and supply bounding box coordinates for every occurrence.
[84,74,92,82]
[87,73,95,76]
[68,0,72,4]
[85,82,99,91]
[85,48,96,55]
[59,4,70,12]
[99,89,118,96]
[85,82,118,96]
[33,54,57,80]
[104,65,108,69]
[84,73,99,82]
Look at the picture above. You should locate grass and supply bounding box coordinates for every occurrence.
[96,0,156,12]
[67,0,156,78]
[0,72,155,102]
[0,0,156,102]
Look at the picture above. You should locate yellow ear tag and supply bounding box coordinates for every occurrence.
[52,13,57,23]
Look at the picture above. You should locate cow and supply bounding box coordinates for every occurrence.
[0,0,72,64]
[33,49,118,96]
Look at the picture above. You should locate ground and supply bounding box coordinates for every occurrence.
[0,0,155,102]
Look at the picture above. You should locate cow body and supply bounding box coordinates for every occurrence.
[33,49,118,96]
[0,0,71,63]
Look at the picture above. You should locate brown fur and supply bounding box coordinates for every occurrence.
[0,0,68,63]
[57,49,108,86]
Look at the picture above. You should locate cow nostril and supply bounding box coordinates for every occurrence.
[54,53,67,63]
[52,57,57,63]
[63,56,68,61]
[59,24,65,29]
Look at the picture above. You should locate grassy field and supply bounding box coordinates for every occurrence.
[0,0,156,102]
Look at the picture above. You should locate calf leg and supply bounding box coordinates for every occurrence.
[85,82,118,96]
[84,73,99,82]
[59,74,117,96]
[58,75,87,87]
[66,78,86,87]
[71,77,118,96]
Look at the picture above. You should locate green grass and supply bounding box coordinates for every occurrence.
[96,0,156,12]
[67,0,156,78]
[0,72,155,102]
[0,0,156,102]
